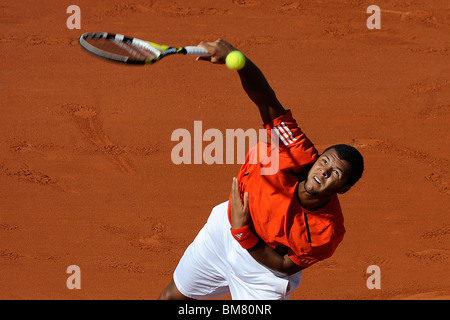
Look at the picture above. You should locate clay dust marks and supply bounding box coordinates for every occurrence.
[0,164,56,186]
[351,138,449,195]
[94,2,228,22]
[381,9,441,27]
[64,104,136,175]
[421,225,450,240]
[101,221,169,254]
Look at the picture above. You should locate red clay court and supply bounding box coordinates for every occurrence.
[0,0,449,299]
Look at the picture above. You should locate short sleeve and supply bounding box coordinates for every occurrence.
[263,110,318,172]
[264,110,306,148]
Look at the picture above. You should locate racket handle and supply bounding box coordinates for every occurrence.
[184,46,210,56]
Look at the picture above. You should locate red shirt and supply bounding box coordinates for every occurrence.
[228,110,345,268]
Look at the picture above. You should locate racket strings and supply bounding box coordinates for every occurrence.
[86,39,159,62]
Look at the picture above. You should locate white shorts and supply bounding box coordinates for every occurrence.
[173,201,302,300]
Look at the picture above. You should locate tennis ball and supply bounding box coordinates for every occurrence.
[226,50,246,70]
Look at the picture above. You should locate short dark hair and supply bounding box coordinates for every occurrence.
[323,144,364,187]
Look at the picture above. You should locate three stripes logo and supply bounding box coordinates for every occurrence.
[234,233,243,240]
[300,258,316,265]
[274,122,297,146]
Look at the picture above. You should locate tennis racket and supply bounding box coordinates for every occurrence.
[79,32,210,65]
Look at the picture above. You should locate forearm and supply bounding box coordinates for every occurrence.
[197,39,286,123]
[237,58,287,124]
[230,178,303,276]
[247,241,304,276]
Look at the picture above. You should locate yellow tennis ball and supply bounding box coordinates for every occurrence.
[226,50,246,70]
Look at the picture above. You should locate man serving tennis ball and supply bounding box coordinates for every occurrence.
[159,39,364,300]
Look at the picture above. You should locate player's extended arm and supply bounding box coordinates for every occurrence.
[198,39,287,124]
[247,242,304,276]
[230,178,304,276]
[237,58,287,124]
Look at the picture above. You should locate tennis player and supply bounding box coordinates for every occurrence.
[158,39,364,300]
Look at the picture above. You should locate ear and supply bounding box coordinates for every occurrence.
[337,185,351,194]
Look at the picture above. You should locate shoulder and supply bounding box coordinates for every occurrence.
[262,110,318,168]
[264,110,307,148]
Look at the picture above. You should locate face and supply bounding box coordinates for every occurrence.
[304,148,352,198]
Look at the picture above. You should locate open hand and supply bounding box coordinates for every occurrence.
[230,177,250,229]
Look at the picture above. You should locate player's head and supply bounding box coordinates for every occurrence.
[323,144,364,187]
[304,144,364,197]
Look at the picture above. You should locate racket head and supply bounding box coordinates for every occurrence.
[79,32,162,64]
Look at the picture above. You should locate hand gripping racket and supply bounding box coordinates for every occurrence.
[79,32,210,65]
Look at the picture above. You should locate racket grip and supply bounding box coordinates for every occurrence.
[184,46,210,56]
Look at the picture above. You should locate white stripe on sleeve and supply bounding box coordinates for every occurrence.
[275,125,289,146]
[280,122,297,143]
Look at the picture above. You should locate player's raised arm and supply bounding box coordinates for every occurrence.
[198,39,287,124]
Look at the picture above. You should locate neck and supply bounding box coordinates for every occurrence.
[297,180,331,211]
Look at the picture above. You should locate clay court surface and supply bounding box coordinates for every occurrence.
[1,0,449,300]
